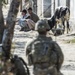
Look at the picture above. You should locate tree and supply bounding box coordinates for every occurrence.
[0,0,5,43]
[2,0,21,59]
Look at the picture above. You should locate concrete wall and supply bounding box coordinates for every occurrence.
[43,0,51,17]
[8,0,12,4]
[70,0,75,21]
[37,0,43,18]
[37,0,51,18]
[59,0,66,6]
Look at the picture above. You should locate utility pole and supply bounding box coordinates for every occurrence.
[54,0,55,12]
[66,0,70,9]
[58,0,60,6]
[33,0,37,14]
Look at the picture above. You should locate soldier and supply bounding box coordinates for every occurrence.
[25,20,64,75]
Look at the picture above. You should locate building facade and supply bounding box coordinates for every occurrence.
[7,0,75,21]
[37,0,51,18]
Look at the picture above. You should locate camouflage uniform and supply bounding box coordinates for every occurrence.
[25,20,64,75]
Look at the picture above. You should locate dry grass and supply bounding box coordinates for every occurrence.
[69,38,75,43]
[64,38,75,43]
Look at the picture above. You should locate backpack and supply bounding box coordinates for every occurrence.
[29,38,53,63]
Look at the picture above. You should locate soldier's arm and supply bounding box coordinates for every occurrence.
[26,40,35,55]
[25,40,33,55]
[52,41,64,71]
[26,46,31,56]
[25,43,34,66]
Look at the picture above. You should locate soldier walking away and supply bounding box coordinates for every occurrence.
[25,20,64,75]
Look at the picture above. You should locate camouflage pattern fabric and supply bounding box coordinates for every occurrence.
[25,35,64,75]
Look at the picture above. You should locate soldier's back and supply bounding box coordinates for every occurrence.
[25,35,57,65]
[25,35,59,75]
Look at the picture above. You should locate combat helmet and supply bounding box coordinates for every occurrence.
[35,19,50,32]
